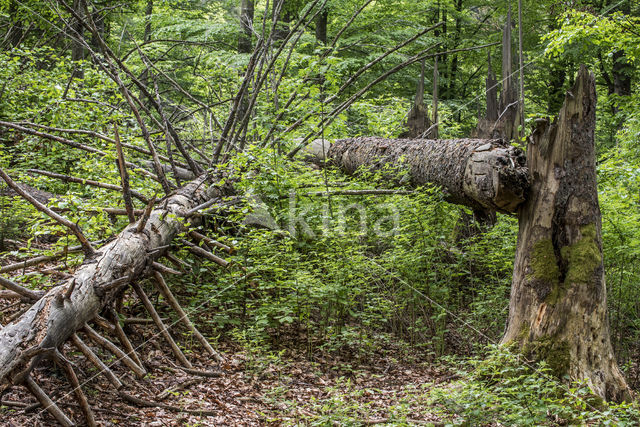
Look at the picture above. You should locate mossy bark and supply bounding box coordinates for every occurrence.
[501,66,631,401]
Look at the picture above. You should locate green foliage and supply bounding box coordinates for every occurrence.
[428,346,640,425]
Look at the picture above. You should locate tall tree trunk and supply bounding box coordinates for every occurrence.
[238,0,255,53]
[6,2,24,48]
[144,0,153,43]
[501,66,631,402]
[315,7,328,45]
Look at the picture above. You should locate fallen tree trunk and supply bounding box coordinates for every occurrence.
[0,174,229,390]
[307,137,529,214]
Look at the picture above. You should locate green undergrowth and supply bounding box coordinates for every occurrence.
[427,346,640,426]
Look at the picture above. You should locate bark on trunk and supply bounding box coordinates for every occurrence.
[238,0,255,54]
[308,137,529,214]
[501,66,631,402]
[0,174,229,389]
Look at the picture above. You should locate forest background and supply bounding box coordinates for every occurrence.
[1,0,640,424]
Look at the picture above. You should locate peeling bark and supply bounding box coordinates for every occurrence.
[0,174,230,390]
[501,66,631,402]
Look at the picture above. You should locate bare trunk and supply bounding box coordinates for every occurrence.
[501,66,631,402]
[315,8,327,45]
[238,0,255,54]
[308,137,529,214]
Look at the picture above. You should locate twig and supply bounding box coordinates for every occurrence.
[26,169,148,203]
[0,168,95,255]
[152,262,182,276]
[107,308,144,369]
[0,121,159,182]
[0,276,44,301]
[118,390,222,415]
[136,195,157,233]
[181,239,229,268]
[189,230,233,254]
[54,349,97,427]
[83,324,146,378]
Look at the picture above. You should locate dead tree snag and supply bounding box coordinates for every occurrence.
[501,66,631,401]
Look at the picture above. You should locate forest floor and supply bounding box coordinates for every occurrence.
[0,320,458,426]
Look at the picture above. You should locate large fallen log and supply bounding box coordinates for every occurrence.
[307,137,529,213]
[0,174,229,391]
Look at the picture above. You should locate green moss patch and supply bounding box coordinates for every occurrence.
[529,239,561,284]
[523,337,571,378]
[560,224,601,285]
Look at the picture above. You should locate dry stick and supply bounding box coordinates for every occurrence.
[17,121,191,169]
[183,197,220,218]
[103,207,144,216]
[230,0,326,150]
[107,308,144,369]
[283,43,439,157]
[123,317,167,325]
[113,124,136,223]
[72,3,201,179]
[1,254,62,274]
[165,252,189,270]
[264,20,441,149]
[0,276,43,301]
[152,261,182,276]
[136,195,157,233]
[153,271,224,363]
[0,290,31,300]
[54,350,97,427]
[131,282,192,368]
[56,2,172,193]
[189,230,233,254]
[287,42,500,158]
[24,376,74,427]
[26,169,149,203]
[83,324,146,378]
[261,89,310,147]
[152,77,183,188]
[158,378,201,400]
[118,391,220,416]
[213,36,265,162]
[328,0,375,50]
[181,240,229,268]
[219,0,285,157]
[325,22,444,105]
[517,0,525,138]
[305,189,415,196]
[71,333,123,389]
[0,168,95,256]
[0,121,160,182]
[157,364,222,378]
